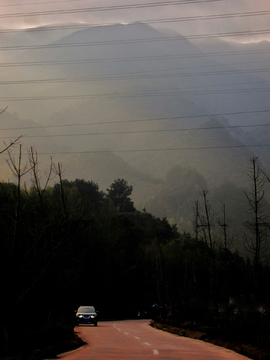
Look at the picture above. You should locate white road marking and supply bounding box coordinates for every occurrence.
[153,349,159,355]
[124,332,129,335]
[116,328,121,331]
[144,342,151,346]
[134,336,140,339]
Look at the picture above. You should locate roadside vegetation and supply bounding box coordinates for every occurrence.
[1,145,270,359]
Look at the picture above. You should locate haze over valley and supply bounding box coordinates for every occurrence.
[1,11,270,251]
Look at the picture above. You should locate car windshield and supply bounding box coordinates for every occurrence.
[78,306,95,313]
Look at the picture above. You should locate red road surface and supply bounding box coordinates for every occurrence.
[57,319,250,360]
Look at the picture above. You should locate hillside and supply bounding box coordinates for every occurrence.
[191,37,270,80]
[1,23,269,240]
[3,23,270,124]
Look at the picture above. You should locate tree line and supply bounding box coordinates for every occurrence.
[1,147,270,356]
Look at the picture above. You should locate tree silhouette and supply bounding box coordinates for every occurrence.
[244,157,269,269]
[107,179,135,213]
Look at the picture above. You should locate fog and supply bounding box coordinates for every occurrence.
[0,1,270,232]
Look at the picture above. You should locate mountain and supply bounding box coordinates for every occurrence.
[0,24,78,61]
[1,23,269,222]
[3,23,270,124]
[191,37,270,80]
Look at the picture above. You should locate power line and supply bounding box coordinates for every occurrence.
[1,67,270,85]
[5,79,270,112]
[0,109,269,132]
[15,143,270,157]
[1,10,270,34]
[10,122,270,140]
[1,86,270,102]
[143,10,270,23]
[0,0,87,7]
[1,48,270,68]
[0,0,224,19]
[1,29,270,51]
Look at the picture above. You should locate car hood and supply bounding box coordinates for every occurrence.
[77,312,97,316]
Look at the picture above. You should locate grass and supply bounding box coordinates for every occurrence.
[150,320,270,360]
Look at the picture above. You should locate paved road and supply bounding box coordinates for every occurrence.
[58,319,250,360]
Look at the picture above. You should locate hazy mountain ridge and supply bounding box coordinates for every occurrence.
[192,37,270,80]
[4,23,270,124]
[1,23,269,232]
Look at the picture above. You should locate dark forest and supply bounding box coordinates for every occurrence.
[1,149,270,358]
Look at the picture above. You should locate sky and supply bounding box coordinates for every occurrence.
[0,0,270,43]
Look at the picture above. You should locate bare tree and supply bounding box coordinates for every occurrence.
[197,191,218,317]
[53,162,68,219]
[193,200,200,296]
[216,203,234,302]
[0,106,24,355]
[217,202,234,253]
[28,147,54,224]
[199,191,216,258]
[6,144,32,261]
[3,144,31,355]
[1,107,22,154]
[244,157,269,270]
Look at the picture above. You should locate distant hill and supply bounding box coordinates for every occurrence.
[191,37,270,80]
[3,23,270,124]
[1,23,269,233]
